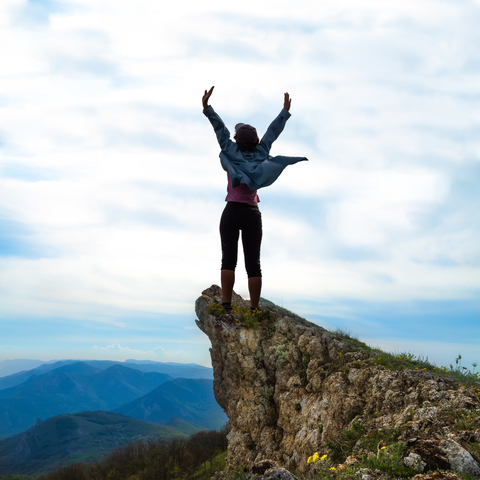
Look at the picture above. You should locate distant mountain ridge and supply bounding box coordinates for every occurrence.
[0,362,173,438]
[0,358,213,391]
[0,359,46,377]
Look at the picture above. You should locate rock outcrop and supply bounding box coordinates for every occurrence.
[195,286,480,479]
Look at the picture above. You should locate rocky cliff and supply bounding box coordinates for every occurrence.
[195,285,480,480]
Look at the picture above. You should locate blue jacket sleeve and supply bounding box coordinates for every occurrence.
[258,108,291,154]
[203,106,234,151]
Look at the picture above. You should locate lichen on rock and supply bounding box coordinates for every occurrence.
[195,286,480,479]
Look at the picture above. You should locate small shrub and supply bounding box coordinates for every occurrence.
[363,442,419,478]
[242,307,270,327]
[325,441,342,461]
[242,309,259,328]
[302,354,310,369]
[263,321,276,339]
[261,385,274,406]
[374,352,391,366]
[342,422,365,441]
[275,345,289,370]
[207,302,225,317]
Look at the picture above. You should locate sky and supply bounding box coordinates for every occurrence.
[0,0,479,371]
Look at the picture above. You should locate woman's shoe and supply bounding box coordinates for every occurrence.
[222,302,232,314]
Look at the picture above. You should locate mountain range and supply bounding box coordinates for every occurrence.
[0,358,227,476]
[0,362,171,438]
[0,358,213,391]
[0,361,225,439]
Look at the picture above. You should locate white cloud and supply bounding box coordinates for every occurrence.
[92,343,194,363]
[0,0,478,364]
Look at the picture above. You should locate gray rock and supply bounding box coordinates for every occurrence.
[403,452,426,472]
[439,438,480,478]
[261,467,298,480]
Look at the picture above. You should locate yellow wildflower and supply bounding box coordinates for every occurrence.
[321,454,328,461]
[330,467,337,471]
[312,452,320,463]
[381,446,386,450]
[307,456,312,464]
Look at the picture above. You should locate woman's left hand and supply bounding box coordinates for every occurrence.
[203,86,214,110]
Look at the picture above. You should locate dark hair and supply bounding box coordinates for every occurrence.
[234,124,259,152]
[236,140,259,152]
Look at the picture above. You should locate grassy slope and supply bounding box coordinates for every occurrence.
[0,411,186,476]
[165,417,205,436]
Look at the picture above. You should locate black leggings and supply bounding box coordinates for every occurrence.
[220,202,262,278]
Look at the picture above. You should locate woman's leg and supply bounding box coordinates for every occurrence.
[221,269,235,304]
[220,203,240,305]
[248,276,262,309]
[241,205,263,309]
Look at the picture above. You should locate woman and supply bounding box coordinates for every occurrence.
[202,86,307,312]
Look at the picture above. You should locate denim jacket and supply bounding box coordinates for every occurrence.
[203,106,307,190]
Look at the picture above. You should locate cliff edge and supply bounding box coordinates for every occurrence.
[195,285,480,480]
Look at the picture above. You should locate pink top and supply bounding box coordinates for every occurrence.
[225,174,260,204]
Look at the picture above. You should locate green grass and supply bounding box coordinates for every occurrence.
[323,422,366,462]
[189,450,227,480]
[327,326,479,386]
[363,442,420,478]
[302,433,420,480]
[436,405,480,459]
[206,302,272,329]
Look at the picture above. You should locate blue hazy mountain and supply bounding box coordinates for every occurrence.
[0,360,106,391]
[0,359,213,391]
[114,378,227,430]
[0,362,172,439]
[123,359,213,379]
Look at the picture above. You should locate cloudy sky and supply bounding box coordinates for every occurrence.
[0,0,478,371]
